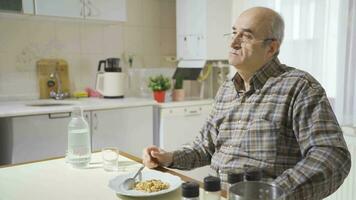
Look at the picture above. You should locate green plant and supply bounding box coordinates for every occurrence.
[174,76,184,90]
[148,75,171,91]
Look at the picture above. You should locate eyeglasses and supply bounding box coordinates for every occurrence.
[223,31,276,44]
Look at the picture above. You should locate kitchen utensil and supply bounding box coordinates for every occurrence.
[229,181,286,200]
[122,165,145,190]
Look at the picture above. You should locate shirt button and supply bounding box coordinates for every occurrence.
[238,120,242,123]
[229,145,233,148]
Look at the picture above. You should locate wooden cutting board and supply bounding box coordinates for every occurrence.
[36,59,71,99]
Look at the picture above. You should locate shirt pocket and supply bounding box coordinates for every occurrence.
[240,118,280,163]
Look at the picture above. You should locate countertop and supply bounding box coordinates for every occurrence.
[0,98,156,118]
[157,99,214,108]
[0,151,227,200]
[0,98,214,118]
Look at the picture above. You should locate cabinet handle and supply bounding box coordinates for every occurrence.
[184,109,200,116]
[48,112,71,119]
[93,113,98,131]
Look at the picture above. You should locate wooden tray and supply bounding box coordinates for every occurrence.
[36,59,71,99]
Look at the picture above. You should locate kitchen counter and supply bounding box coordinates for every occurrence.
[0,151,227,200]
[0,98,157,118]
[0,98,215,118]
[157,99,214,108]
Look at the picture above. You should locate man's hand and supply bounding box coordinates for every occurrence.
[142,146,173,168]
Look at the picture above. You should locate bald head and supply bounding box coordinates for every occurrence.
[239,7,284,44]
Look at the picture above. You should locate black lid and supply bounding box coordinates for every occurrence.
[204,176,221,192]
[245,168,262,181]
[182,182,199,198]
[227,172,244,184]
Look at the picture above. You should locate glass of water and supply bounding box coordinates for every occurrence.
[101,147,119,171]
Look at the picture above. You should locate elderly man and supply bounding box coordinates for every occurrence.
[143,7,351,199]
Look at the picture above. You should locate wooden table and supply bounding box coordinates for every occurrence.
[0,151,226,200]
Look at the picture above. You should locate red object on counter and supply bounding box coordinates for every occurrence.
[153,91,165,103]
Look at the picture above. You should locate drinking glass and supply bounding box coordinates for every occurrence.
[101,147,119,171]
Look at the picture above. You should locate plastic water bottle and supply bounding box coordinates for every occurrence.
[67,107,91,168]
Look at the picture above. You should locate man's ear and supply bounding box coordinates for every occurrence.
[267,40,280,57]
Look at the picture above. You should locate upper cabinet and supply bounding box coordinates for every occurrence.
[0,0,34,14]
[35,0,83,18]
[84,0,126,21]
[35,0,126,22]
[0,0,126,22]
[176,0,233,60]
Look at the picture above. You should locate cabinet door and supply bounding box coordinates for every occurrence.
[10,113,72,164]
[35,0,83,18]
[84,0,126,21]
[176,0,206,36]
[177,35,206,60]
[92,106,153,157]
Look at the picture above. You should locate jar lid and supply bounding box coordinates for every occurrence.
[204,176,221,192]
[227,172,244,184]
[245,168,262,181]
[182,182,199,198]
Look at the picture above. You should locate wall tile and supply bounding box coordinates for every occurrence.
[80,22,104,54]
[55,21,81,54]
[143,28,161,56]
[126,0,143,26]
[0,0,177,99]
[143,0,161,27]
[123,26,144,67]
[160,0,176,28]
[103,23,124,58]
[160,28,176,56]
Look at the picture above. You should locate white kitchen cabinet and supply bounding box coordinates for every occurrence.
[84,0,126,21]
[154,100,213,181]
[0,0,34,14]
[0,112,89,164]
[176,0,232,60]
[35,0,126,22]
[91,106,153,157]
[0,105,153,165]
[35,0,83,18]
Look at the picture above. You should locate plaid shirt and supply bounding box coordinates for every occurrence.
[171,58,351,200]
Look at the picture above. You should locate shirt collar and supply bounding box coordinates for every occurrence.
[232,57,284,92]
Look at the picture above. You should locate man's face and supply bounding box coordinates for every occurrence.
[228,12,271,70]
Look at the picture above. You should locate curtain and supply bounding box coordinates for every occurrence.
[335,0,356,127]
[232,0,353,126]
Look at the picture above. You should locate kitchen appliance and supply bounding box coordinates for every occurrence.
[95,58,125,98]
[229,181,286,200]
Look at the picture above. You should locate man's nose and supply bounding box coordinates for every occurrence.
[230,37,242,49]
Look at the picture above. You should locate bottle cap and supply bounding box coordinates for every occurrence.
[204,176,221,192]
[227,172,244,184]
[245,168,262,181]
[182,182,199,198]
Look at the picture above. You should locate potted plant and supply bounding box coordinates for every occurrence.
[172,76,184,101]
[148,75,171,103]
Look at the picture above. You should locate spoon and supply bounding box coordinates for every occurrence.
[122,165,145,190]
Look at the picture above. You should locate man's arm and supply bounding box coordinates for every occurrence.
[273,82,351,200]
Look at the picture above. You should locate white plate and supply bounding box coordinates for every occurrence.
[108,170,182,197]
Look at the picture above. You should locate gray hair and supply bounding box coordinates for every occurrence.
[269,12,285,44]
[263,11,284,55]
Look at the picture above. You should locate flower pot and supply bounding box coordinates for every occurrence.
[172,89,185,101]
[153,90,166,103]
